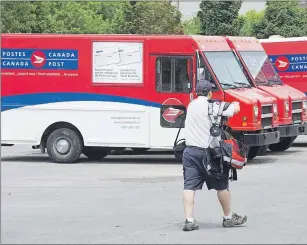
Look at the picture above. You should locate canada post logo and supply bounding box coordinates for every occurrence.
[269,54,307,73]
[1,48,78,70]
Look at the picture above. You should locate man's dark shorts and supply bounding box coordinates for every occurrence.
[182,146,230,191]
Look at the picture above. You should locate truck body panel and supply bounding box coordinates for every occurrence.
[260,37,307,95]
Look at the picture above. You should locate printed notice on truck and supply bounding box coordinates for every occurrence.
[92,41,143,84]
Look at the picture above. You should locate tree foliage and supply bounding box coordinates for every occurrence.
[197,0,243,35]
[1,0,307,37]
[0,0,182,35]
[182,16,201,35]
[250,0,307,38]
[239,10,265,36]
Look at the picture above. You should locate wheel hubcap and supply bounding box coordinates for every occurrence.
[55,139,71,154]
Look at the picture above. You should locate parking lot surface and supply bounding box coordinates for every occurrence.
[1,136,307,244]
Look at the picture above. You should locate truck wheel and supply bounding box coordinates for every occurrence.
[268,136,296,152]
[131,148,150,154]
[46,128,83,163]
[83,147,110,160]
[247,146,262,160]
[258,145,269,155]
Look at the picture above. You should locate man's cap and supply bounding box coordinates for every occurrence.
[196,80,214,93]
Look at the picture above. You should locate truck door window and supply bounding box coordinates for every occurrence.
[156,56,192,93]
[197,55,218,91]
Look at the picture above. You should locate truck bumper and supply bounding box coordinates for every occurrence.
[241,131,280,147]
[278,123,307,138]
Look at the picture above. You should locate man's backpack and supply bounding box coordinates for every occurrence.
[204,100,247,181]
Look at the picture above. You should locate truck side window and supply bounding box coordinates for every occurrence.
[156,56,192,93]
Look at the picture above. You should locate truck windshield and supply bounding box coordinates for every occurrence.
[203,51,253,89]
[239,51,283,86]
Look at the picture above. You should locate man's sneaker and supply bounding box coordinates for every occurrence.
[183,220,199,231]
[222,213,247,227]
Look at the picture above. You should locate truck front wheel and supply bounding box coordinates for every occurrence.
[46,128,83,163]
[83,147,110,160]
[268,136,296,152]
[247,146,262,160]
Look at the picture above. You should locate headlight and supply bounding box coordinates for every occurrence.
[273,104,278,114]
[254,106,259,118]
[284,101,289,112]
[303,100,307,110]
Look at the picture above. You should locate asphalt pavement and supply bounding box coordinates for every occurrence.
[1,136,307,244]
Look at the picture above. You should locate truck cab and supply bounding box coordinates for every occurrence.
[191,36,280,159]
[225,36,307,152]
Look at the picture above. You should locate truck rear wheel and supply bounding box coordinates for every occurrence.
[268,136,296,152]
[46,128,83,163]
[83,147,110,160]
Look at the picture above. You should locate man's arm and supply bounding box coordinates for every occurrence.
[212,102,240,117]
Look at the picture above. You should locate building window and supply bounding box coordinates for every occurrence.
[156,56,192,93]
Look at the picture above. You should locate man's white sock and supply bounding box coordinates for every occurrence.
[187,218,194,222]
[224,212,233,220]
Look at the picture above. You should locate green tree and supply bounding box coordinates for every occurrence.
[232,15,245,36]
[239,9,265,36]
[182,16,201,34]
[132,0,183,34]
[253,0,307,38]
[197,0,243,35]
[1,2,36,33]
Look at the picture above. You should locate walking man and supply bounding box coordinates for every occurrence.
[182,80,247,231]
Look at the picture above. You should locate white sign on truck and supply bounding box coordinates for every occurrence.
[92,41,143,84]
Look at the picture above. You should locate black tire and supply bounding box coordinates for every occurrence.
[258,145,269,155]
[46,128,83,163]
[269,136,296,152]
[247,146,262,160]
[83,147,110,160]
[131,148,150,154]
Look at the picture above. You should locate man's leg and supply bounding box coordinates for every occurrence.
[217,189,231,216]
[182,147,204,231]
[215,184,247,227]
[183,190,195,220]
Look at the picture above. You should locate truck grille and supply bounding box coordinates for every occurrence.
[292,113,302,123]
[292,101,301,110]
[261,104,273,129]
[292,100,302,123]
[261,117,272,128]
[261,105,272,114]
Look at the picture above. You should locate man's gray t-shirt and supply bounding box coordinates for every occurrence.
[184,96,236,149]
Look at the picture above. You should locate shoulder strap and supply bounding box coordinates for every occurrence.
[208,101,227,126]
[174,116,185,146]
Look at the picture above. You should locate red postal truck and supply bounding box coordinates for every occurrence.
[1,34,280,163]
[225,36,307,153]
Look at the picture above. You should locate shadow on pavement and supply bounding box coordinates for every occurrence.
[1,154,182,165]
[262,150,301,156]
[292,142,307,147]
[247,157,278,165]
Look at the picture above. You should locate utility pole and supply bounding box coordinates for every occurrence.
[176,1,179,9]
